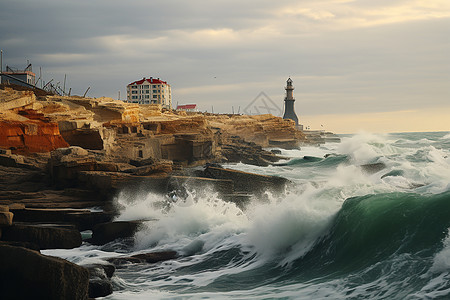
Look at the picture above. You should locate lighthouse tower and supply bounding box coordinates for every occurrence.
[282,78,299,126]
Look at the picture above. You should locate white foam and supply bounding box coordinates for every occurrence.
[244,189,339,265]
[42,243,122,265]
[430,228,450,274]
[441,133,450,140]
[42,131,450,298]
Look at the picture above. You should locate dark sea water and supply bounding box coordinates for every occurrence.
[44,131,450,299]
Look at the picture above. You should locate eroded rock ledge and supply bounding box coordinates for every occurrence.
[0,84,311,299]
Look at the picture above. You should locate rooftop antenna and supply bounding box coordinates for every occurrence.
[35,67,42,88]
[83,86,90,98]
[0,49,3,74]
[63,74,67,95]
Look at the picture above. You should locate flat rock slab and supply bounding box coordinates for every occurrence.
[91,221,142,245]
[1,223,82,249]
[203,166,289,194]
[10,208,113,231]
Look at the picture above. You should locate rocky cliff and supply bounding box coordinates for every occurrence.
[0,84,311,299]
[0,86,305,165]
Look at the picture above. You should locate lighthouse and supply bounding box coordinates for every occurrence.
[282,78,299,126]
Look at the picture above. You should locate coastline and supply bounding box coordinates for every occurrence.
[0,84,337,299]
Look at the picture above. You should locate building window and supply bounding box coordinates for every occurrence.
[131,85,137,89]
[152,85,156,88]
[132,91,138,94]
[153,95,157,98]
[145,95,149,99]
[132,96,138,99]
[153,90,157,93]
[145,90,149,94]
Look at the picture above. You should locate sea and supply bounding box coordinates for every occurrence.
[43,131,450,299]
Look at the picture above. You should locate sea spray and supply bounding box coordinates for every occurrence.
[42,131,450,299]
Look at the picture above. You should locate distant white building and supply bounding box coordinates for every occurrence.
[126,77,172,108]
[176,104,197,112]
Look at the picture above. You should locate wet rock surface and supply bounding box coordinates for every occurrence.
[0,85,322,299]
[91,221,142,245]
[84,263,115,298]
[1,223,82,249]
[0,244,89,300]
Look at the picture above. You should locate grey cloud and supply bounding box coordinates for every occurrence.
[1,0,449,119]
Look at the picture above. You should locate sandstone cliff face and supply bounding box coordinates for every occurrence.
[206,114,304,148]
[0,120,69,153]
[0,86,305,165]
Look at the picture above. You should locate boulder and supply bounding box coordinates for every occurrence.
[0,244,89,300]
[84,263,115,298]
[91,221,141,245]
[89,278,113,298]
[84,263,115,279]
[1,223,82,249]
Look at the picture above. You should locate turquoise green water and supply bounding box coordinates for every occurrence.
[45,131,450,299]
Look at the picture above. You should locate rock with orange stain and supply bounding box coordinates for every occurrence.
[0,119,69,154]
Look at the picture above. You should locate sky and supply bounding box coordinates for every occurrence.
[1,0,449,134]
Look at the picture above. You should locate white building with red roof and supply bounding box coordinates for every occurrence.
[176,104,197,112]
[126,77,172,108]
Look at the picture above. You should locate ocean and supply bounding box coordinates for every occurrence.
[44,131,450,299]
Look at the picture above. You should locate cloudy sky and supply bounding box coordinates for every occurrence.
[1,0,449,133]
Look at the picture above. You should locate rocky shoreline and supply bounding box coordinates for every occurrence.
[0,84,331,299]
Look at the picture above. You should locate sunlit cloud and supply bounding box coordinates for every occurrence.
[1,0,449,132]
[275,0,450,31]
[37,53,93,64]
